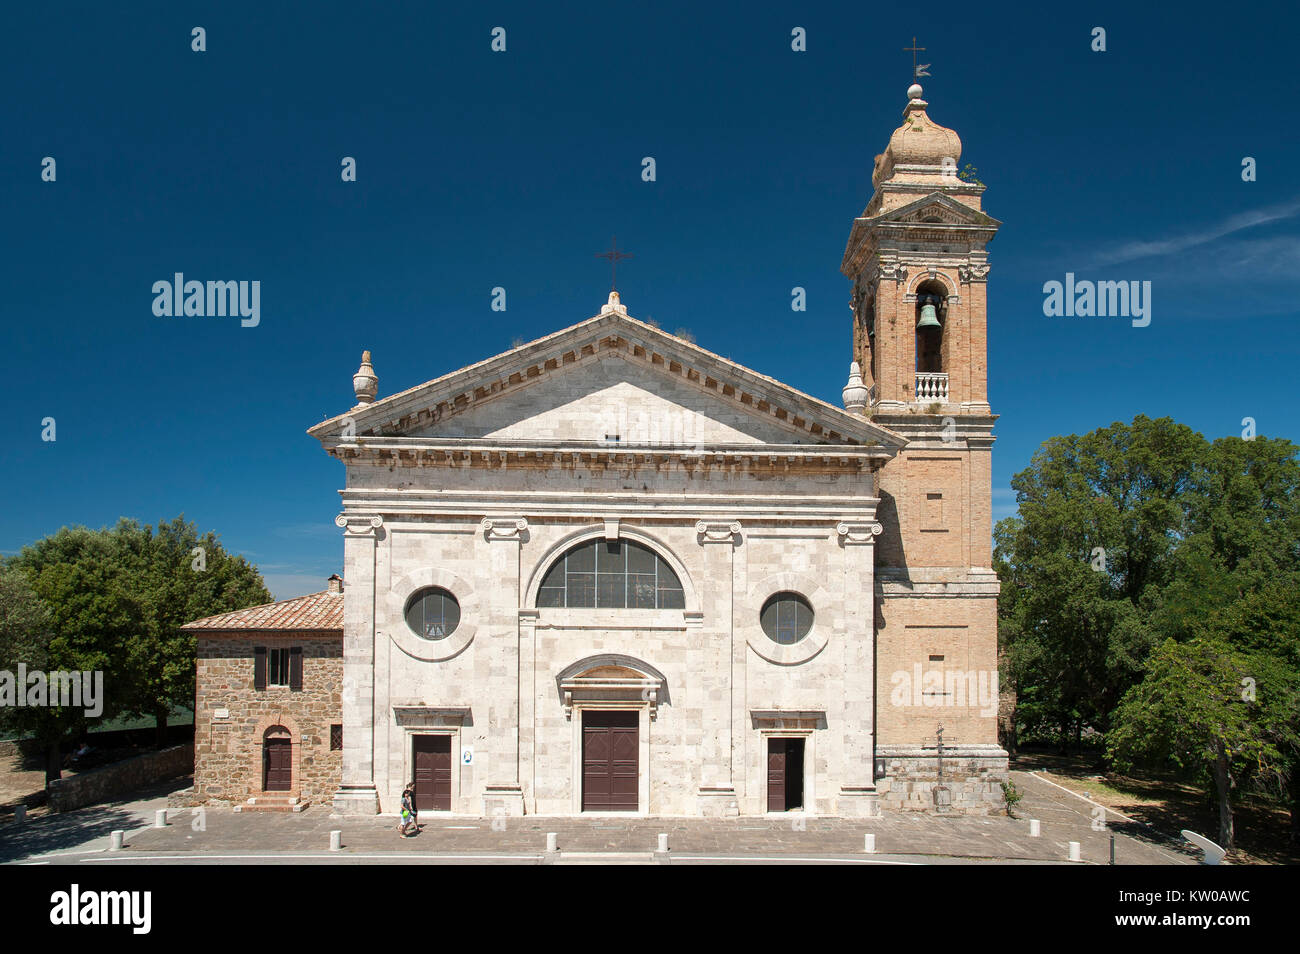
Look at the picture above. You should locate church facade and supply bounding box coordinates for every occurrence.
[189,81,1007,817]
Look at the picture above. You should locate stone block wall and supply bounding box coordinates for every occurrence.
[47,744,194,813]
[193,632,343,805]
[873,745,1008,814]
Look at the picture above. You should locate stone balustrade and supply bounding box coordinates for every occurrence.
[915,372,949,402]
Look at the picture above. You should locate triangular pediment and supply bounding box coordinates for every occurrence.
[873,193,1000,228]
[308,308,904,452]
[842,193,1001,276]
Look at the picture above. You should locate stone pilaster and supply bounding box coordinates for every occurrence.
[332,513,383,814]
[480,517,528,817]
[695,520,741,816]
[518,607,539,814]
[836,520,882,815]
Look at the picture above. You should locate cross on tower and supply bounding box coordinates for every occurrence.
[903,37,930,80]
[596,237,633,292]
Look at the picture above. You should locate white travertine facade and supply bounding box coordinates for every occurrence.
[305,82,1008,818]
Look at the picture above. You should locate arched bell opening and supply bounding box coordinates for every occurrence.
[913,279,949,403]
[914,279,947,373]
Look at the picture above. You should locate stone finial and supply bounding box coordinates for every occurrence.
[352,350,378,405]
[600,290,628,316]
[907,82,924,101]
[842,361,870,415]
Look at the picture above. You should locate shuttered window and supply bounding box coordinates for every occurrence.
[254,647,268,690]
[288,647,303,691]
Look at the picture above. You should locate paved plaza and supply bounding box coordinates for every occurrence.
[0,771,1198,865]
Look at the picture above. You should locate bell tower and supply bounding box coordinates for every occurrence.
[842,82,999,415]
[840,81,1008,812]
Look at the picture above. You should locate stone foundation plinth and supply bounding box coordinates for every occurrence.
[874,744,1008,814]
[332,784,380,815]
[697,787,740,816]
[483,784,525,817]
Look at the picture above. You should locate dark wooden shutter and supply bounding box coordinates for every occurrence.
[253,647,267,690]
[288,647,303,691]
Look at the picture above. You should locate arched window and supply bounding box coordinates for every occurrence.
[537,539,684,609]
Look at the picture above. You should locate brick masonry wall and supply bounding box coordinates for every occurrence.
[193,632,343,805]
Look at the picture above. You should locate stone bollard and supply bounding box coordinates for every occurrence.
[14,805,26,823]
[1029,819,1040,837]
[330,830,342,851]
[154,809,168,828]
[110,830,124,851]
[657,833,669,853]
[546,832,558,853]
[1068,841,1081,862]
[864,833,876,853]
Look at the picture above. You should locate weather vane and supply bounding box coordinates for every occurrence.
[903,37,930,80]
[596,236,633,292]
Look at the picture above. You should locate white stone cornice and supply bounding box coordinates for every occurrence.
[695,520,742,545]
[335,513,384,537]
[836,521,883,545]
[480,516,529,541]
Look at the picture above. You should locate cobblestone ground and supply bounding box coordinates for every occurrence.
[0,770,1199,865]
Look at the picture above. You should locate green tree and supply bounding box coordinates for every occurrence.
[1152,435,1300,840]
[1107,636,1299,851]
[7,518,272,776]
[0,564,57,759]
[6,527,143,779]
[110,517,272,746]
[995,416,1205,751]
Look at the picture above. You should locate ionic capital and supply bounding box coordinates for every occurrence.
[335,513,384,537]
[695,520,742,544]
[837,520,883,545]
[481,516,529,541]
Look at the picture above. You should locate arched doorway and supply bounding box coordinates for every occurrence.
[262,726,292,792]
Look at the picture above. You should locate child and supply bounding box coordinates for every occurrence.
[398,787,414,837]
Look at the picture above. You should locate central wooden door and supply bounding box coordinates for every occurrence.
[767,738,804,811]
[413,735,452,811]
[263,738,292,792]
[582,711,638,811]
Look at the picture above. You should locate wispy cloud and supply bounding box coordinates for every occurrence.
[1092,196,1300,267]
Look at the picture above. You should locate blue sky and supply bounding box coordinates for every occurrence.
[3,1,1297,599]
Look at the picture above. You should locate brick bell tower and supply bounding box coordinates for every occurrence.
[840,81,1007,813]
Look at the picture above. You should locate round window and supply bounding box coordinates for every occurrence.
[760,592,814,645]
[405,587,461,640]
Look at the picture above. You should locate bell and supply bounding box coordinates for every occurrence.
[916,301,941,330]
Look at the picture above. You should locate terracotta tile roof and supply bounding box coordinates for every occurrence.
[181,589,343,632]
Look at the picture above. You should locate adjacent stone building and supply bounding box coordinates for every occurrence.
[184,578,344,808]
[189,81,1007,817]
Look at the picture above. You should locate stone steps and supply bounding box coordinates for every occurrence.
[235,794,309,813]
